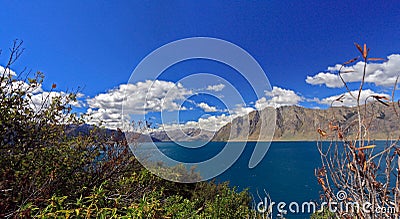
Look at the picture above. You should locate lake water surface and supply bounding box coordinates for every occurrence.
[135,141,323,218]
[135,141,389,218]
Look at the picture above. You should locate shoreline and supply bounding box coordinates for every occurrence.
[149,138,395,143]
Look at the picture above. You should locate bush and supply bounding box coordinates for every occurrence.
[0,41,257,218]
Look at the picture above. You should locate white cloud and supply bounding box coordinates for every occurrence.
[0,67,83,123]
[29,91,83,110]
[231,104,255,116]
[306,54,400,88]
[0,66,17,77]
[255,97,268,110]
[85,80,192,129]
[85,107,125,130]
[0,67,43,94]
[255,86,303,109]
[197,102,218,112]
[206,83,225,92]
[315,89,390,107]
[160,105,255,131]
[1,80,43,94]
[305,72,343,88]
[95,80,191,114]
[0,67,82,114]
[159,114,231,132]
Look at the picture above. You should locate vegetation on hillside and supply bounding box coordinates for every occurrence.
[0,41,257,218]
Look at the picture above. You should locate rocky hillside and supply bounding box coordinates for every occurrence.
[212,103,400,141]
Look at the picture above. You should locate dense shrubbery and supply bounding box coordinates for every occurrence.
[22,180,253,218]
[0,41,255,218]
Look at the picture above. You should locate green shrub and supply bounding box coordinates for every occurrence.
[0,41,258,218]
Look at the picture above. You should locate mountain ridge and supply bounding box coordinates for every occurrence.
[212,103,400,141]
[69,103,400,143]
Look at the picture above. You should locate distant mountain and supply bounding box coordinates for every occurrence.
[150,128,215,142]
[212,103,400,141]
[66,124,215,143]
[66,124,162,143]
[67,103,400,143]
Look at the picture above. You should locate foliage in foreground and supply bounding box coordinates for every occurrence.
[0,41,255,218]
[20,179,253,218]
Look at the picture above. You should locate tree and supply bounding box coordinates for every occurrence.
[0,40,151,217]
[0,40,106,217]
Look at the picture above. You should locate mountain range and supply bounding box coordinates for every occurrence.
[150,128,215,142]
[212,103,400,141]
[68,103,400,142]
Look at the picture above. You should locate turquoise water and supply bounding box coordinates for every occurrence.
[138,141,390,218]
[138,141,322,218]
[146,141,321,199]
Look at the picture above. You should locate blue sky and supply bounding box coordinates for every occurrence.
[1,1,399,130]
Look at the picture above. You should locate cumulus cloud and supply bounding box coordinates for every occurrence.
[1,80,43,94]
[0,67,43,94]
[306,54,400,88]
[255,86,303,109]
[206,83,225,92]
[85,80,192,129]
[88,80,191,114]
[160,105,255,131]
[160,114,230,132]
[1,67,82,113]
[85,107,125,129]
[1,71,79,112]
[28,91,83,114]
[231,104,255,116]
[305,72,343,88]
[197,102,218,112]
[0,66,17,77]
[315,89,390,107]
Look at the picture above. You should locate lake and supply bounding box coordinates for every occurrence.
[133,140,390,218]
[134,141,323,218]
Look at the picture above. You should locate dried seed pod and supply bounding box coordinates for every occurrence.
[343,57,359,65]
[317,128,327,137]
